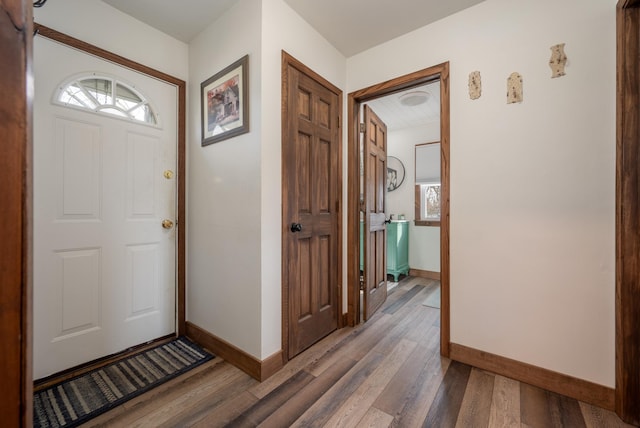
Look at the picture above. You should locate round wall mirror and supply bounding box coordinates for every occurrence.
[387,156,405,192]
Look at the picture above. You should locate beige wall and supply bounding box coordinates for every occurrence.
[187,0,263,357]
[348,0,616,387]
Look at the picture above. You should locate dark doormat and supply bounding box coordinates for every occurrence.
[33,336,214,427]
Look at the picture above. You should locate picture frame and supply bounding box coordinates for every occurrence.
[201,55,249,146]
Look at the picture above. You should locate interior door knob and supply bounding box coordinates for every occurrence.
[162,219,174,229]
[290,223,302,233]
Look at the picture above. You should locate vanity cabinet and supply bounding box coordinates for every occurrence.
[360,220,410,281]
[386,220,409,281]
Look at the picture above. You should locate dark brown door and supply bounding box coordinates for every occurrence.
[363,105,387,320]
[283,54,341,358]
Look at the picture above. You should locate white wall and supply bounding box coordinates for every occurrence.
[188,0,346,360]
[187,0,263,357]
[387,123,441,273]
[348,0,616,387]
[34,0,188,80]
[260,0,347,357]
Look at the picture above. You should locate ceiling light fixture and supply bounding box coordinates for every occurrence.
[399,90,430,106]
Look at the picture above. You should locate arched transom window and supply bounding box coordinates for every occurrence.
[55,74,159,126]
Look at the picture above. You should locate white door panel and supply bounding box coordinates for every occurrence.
[34,37,177,379]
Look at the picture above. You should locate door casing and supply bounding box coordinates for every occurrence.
[1,1,33,425]
[347,62,451,357]
[616,0,640,424]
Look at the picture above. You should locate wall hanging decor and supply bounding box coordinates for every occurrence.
[549,43,568,78]
[468,71,482,100]
[507,72,523,104]
[201,55,249,146]
[387,156,406,192]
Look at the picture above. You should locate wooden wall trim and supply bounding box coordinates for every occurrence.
[408,269,440,281]
[347,61,450,357]
[0,1,33,425]
[34,24,184,86]
[34,23,188,336]
[616,3,640,425]
[349,62,449,100]
[619,0,640,9]
[260,351,285,381]
[450,343,615,411]
[347,91,359,327]
[186,322,283,382]
[439,63,451,358]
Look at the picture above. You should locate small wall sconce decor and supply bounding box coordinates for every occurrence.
[507,72,523,104]
[549,43,568,78]
[468,71,482,100]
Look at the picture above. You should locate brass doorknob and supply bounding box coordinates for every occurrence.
[162,219,174,229]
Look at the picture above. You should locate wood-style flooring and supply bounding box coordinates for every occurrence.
[83,277,635,427]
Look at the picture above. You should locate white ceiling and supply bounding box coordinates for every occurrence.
[365,81,440,131]
[100,0,452,130]
[102,0,239,43]
[282,0,485,56]
[101,0,485,56]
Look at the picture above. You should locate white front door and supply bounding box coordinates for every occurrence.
[33,37,178,379]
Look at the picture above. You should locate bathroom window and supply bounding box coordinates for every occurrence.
[415,141,441,226]
[421,183,441,220]
[55,74,159,126]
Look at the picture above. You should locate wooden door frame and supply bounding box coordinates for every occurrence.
[616,0,640,424]
[1,1,33,425]
[281,51,343,362]
[347,62,451,357]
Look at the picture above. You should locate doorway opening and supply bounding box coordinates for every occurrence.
[347,62,450,356]
[359,81,442,322]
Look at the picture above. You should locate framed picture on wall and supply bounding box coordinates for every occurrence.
[201,55,249,146]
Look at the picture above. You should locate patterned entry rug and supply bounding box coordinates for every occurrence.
[34,337,214,428]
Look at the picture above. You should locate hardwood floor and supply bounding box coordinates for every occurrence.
[83,277,634,427]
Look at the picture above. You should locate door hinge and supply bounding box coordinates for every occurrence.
[359,123,365,133]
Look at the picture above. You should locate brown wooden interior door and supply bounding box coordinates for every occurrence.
[284,61,340,358]
[363,105,388,320]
